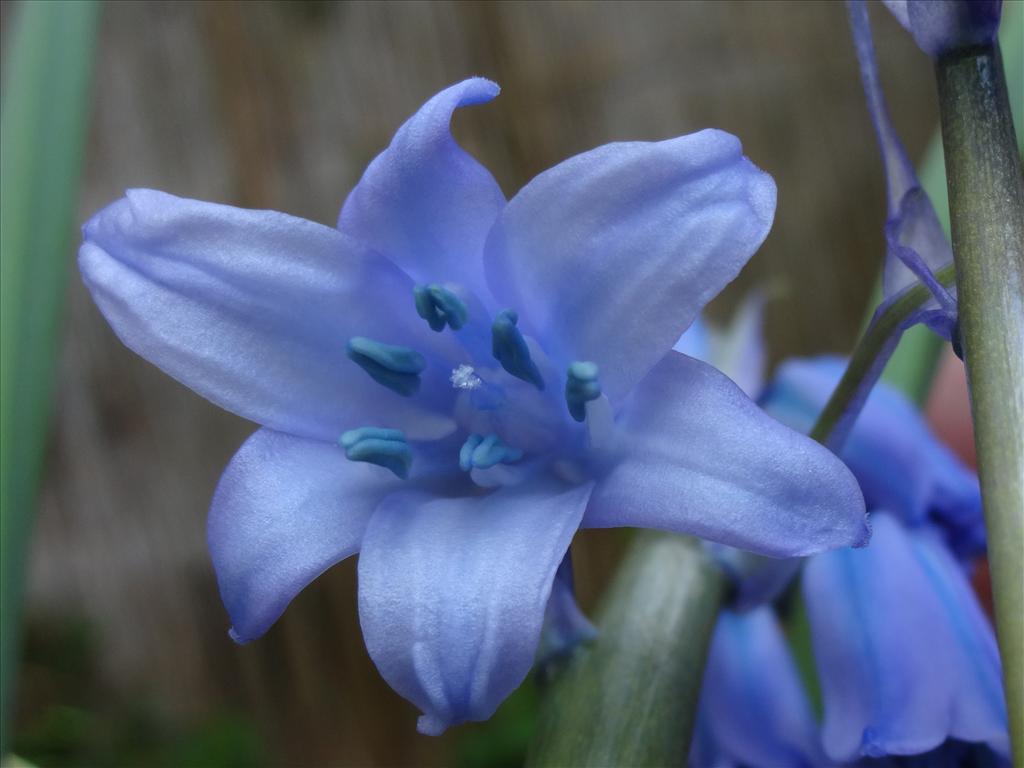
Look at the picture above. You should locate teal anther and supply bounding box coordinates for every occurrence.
[459,433,484,471]
[346,336,426,397]
[339,427,412,478]
[565,361,601,422]
[414,284,468,332]
[491,309,544,390]
[459,432,523,471]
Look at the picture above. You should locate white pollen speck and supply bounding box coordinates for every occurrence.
[450,364,482,390]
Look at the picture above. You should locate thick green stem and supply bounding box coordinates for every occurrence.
[936,44,1024,761]
[526,532,725,767]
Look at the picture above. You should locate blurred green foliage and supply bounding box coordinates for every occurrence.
[1,0,100,755]
[13,617,264,768]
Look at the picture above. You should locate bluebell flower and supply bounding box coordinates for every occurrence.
[804,513,1008,762]
[882,0,1003,59]
[78,78,868,734]
[689,341,1002,764]
[690,607,826,768]
[847,0,958,343]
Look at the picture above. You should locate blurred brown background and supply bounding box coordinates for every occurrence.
[7,1,938,765]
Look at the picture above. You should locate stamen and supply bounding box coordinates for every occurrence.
[414,284,468,332]
[491,309,544,390]
[347,336,426,397]
[458,432,523,471]
[450,364,482,390]
[565,361,601,422]
[339,427,412,478]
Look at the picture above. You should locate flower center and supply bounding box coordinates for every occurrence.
[343,292,604,481]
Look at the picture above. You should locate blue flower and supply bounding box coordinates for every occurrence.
[804,513,1008,762]
[882,0,1002,59]
[690,607,825,768]
[847,0,959,343]
[79,78,867,734]
[690,346,1003,764]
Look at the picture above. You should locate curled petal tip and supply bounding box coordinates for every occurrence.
[228,627,248,645]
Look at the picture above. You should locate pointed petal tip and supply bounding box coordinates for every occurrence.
[416,713,449,737]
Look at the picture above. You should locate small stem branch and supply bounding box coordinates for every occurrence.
[810,265,956,447]
[526,533,725,767]
[936,43,1024,759]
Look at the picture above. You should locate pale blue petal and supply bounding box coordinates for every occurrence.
[804,514,1008,762]
[357,480,593,735]
[765,357,983,554]
[80,189,460,441]
[208,428,396,643]
[882,0,1002,58]
[484,129,776,404]
[697,608,825,768]
[584,353,868,557]
[338,78,506,298]
[908,527,1008,756]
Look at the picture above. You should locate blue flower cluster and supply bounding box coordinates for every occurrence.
[677,316,1008,767]
[74,0,1009,750]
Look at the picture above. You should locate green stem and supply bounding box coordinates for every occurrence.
[935,44,1024,761]
[809,264,956,445]
[526,532,725,767]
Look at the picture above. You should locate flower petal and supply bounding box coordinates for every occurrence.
[764,357,983,556]
[882,0,1002,58]
[584,352,867,557]
[80,189,459,441]
[338,78,506,298]
[208,428,396,643]
[484,129,776,403]
[803,513,1008,761]
[357,480,593,734]
[695,608,825,768]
